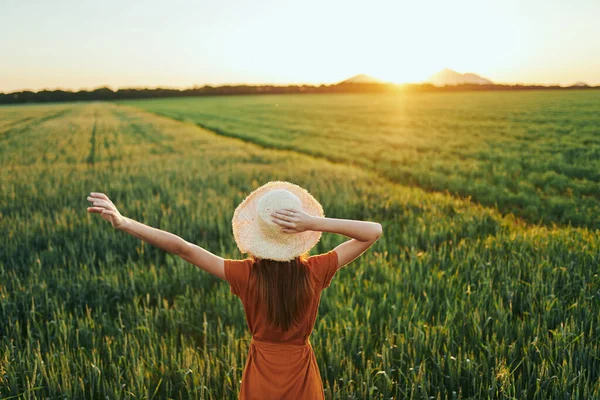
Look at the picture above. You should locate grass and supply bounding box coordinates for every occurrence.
[0,99,599,399]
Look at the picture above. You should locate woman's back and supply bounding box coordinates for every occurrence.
[225,250,339,344]
[224,250,339,399]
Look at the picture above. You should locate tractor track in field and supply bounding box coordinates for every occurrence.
[86,110,98,165]
[139,109,360,168]
[0,108,72,141]
[0,115,37,134]
[131,107,512,214]
[131,107,456,184]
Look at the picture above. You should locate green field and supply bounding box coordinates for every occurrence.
[0,94,599,399]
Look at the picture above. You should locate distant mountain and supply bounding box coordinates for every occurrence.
[572,81,589,87]
[428,68,493,86]
[339,74,383,84]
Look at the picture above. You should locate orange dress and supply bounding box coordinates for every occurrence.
[224,250,339,400]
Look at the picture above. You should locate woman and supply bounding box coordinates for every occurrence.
[87,181,382,399]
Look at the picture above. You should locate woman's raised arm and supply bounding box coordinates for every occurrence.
[271,208,382,269]
[86,192,225,279]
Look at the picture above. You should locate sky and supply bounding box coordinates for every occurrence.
[1,0,599,92]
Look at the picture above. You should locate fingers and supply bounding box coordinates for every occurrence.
[88,206,117,216]
[87,193,119,223]
[88,192,115,207]
[101,209,117,217]
[271,210,297,222]
[90,192,110,201]
[87,198,114,210]
[271,215,296,228]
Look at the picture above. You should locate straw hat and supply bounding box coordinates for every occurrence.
[232,181,324,261]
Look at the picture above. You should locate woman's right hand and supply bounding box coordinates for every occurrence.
[271,208,316,234]
[87,192,126,229]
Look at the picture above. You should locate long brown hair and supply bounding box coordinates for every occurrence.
[249,254,315,331]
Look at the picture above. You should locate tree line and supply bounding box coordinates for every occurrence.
[1,82,598,105]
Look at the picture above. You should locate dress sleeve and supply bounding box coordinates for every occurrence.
[308,250,339,289]
[224,259,251,298]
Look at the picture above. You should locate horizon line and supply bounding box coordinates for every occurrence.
[3,79,598,95]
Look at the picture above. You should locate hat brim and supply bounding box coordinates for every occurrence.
[232,181,324,261]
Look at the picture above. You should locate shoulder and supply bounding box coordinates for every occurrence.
[306,250,339,289]
[307,250,338,268]
[224,258,253,297]
[224,258,253,283]
[224,258,253,268]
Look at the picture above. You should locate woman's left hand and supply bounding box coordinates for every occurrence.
[87,192,126,229]
[271,208,315,233]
